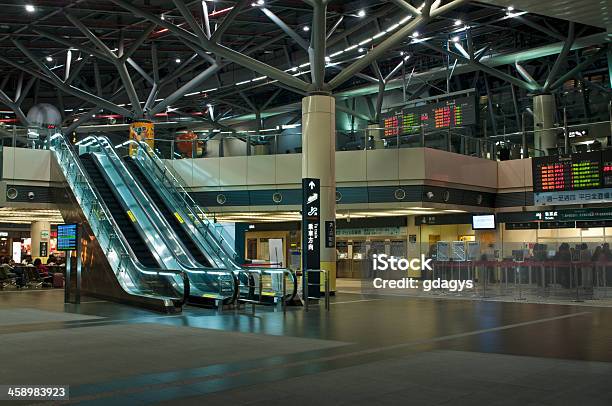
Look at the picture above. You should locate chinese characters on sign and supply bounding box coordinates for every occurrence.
[533,188,612,206]
[532,151,612,206]
[302,178,320,297]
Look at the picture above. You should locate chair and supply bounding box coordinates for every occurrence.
[0,266,18,289]
[24,267,52,288]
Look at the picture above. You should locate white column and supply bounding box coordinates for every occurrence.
[30,221,51,258]
[302,95,336,291]
[533,94,556,156]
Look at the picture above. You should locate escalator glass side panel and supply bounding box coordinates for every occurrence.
[47,134,188,306]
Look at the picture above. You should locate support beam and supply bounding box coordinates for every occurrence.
[211,0,249,42]
[544,22,575,91]
[420,41,538,91]
[326,16,343,40]
[514,62,540,89]
[389,0,422,17]
[149,63,219,115]
[261,7,309,50]
[515,16,566,41]
[328,12,428,90]
[548,47,607,90]
[117,0,309,92]
[328,0,468,90]
[308,0,327,91]
[0,89,29,126]
[7,42,132,117]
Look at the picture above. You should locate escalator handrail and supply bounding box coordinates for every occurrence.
[122,140,239,262]
[94,136,206,271]
[48,134,189,301]
[96,136,240,303]
[125,140,297,300]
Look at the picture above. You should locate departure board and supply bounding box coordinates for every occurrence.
[57,224,78,251]
[602,149,612,186]
[532,152,603,193]
[381,96,476,137]
[383,115,399,137]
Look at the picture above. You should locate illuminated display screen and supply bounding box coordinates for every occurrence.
[532,152,603,193]
[382,96,476,137]
[602,149,612,186]
[57,224,78,251]
[383,115,399,137]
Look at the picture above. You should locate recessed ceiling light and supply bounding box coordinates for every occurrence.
[303,26,310,32]
[25,4,35,13]
[507,6,514,11]
[357,9,366,17]
[45,55,53,62]
[358,47,364,53]
[175,58,181,63]
[454,19,462,26]
[452,36,460,43]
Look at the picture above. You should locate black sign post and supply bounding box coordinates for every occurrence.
[57,224,80,304]
[302,178,320,298]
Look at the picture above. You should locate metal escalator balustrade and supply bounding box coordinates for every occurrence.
[123,157,210,267]
[120,139,297,303]
[48,133,189,308]
[93,136,238,305]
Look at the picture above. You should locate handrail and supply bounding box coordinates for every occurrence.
[120,139,240,264]
[95,136,203,270]
[96,135,239,302]
[48,133,189,302]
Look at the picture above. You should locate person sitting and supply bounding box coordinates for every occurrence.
[33,258,49,277]
[46,254,57,266]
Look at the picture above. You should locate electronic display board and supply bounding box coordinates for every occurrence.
[532,152,602,193]
[57,224,78,251]
[382,96,476,137]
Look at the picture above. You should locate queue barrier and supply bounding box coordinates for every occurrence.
[427,259,612,302]
[236,269,291,314]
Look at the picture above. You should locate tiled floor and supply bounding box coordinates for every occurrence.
[1,287,611,405]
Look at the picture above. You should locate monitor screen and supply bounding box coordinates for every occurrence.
[57,224,78,251]
[472,215,496,230]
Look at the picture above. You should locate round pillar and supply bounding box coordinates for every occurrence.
[367,123,384,149]
[302,95,336,292]
[533,94,556,156]
[30,221,51,259]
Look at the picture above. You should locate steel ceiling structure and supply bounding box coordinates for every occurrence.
[0,0,608,135]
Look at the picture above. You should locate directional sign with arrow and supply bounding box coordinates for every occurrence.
[302,178,320,297]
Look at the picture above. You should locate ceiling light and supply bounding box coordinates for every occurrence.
[25,4,35,13]
[175,58,181,63]
[357,9,366,17]
[358,47,364,53]
[45,55,53,62]
[451,36,460,43]
[507,6,514,11]
[160,14,165,20]
[257,0,264,4]
[454,19,462,26]
[324,56,331,62]
[303,25,310,32]
[412,31,419,37]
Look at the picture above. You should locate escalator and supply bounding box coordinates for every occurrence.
[122,140,298,305]
[123,157,210,267]
[80,154,158,268]
[88,137,238,307]
[48,134,189,312]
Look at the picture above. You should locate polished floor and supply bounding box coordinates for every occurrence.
[1,288,612,405]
